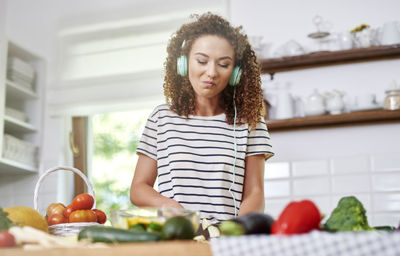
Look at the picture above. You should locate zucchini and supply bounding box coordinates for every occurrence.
[78,226,161,243]
[374,226,396,231]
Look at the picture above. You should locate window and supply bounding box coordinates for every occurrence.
[89,108,153,212]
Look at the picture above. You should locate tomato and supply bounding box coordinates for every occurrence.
[63,205,74,218]
[47,213,68,226]
[92,209,107,224]
[69,210,97,223]
[46,203,66,218]
[0,230,16,248]
[71,193,94,210]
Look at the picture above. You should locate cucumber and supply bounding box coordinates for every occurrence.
[78,226,161,243]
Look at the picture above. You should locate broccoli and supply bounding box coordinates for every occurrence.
[324,196,373,232]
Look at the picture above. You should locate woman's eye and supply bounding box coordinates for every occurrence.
[219,63,230,68]
[197,60,207,65]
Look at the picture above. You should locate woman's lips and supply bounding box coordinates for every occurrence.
[203,81,216,86]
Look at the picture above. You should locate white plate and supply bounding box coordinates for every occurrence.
[351,104,382,112]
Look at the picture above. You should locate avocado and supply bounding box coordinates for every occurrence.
[129,223,146,232]
[161,216,195,240]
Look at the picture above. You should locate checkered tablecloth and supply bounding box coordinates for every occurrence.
[210,231,400,256]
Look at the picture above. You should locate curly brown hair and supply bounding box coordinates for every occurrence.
[163,12,263,128]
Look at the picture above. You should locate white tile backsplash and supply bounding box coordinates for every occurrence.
[331,155,370,174]
[264,180,290,198]
[265,198,291,219]
[332,174,371,193]
[372,213,400,227]
[265,162,290,179]
[292,160,329,177]
[372,154,400,172]
[372,173,400,192]
[293,177,331,195]
[373,193,400,212]
[264,154,400,227]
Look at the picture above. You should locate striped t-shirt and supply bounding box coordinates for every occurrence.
[136,104,274,223]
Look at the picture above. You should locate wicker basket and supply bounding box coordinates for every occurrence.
[34,166,103,236]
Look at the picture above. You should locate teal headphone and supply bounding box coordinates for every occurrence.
[176,41,242,86]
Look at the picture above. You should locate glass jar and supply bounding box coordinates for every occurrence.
[384,89,400,110]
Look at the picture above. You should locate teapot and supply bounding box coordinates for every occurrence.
[304,89,326,116]
[325,90,345,114]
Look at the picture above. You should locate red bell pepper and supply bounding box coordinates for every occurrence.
[271,199,322,235]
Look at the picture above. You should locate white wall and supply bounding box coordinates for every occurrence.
[0,1,6,36]
[1,0,173,211]
[0,0,227,212]
[231,0,400,226]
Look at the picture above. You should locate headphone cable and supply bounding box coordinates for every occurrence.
[228,87,238,217]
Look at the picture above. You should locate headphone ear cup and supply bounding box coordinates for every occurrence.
[177,55,188,76]
[229,66,242,86]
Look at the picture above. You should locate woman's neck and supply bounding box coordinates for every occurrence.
[195,98,223,116]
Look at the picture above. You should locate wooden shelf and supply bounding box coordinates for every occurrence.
[266,109,400,131]
[260,44,400,73]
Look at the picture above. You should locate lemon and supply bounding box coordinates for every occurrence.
[4,206,48,233]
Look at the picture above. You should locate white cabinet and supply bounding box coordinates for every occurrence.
[0,38,45,174]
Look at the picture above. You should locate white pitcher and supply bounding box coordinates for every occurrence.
[380,21,400,45]
[275,90,295,119]
[268,82,295,120]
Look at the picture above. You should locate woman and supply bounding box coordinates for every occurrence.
[130,12,273,224]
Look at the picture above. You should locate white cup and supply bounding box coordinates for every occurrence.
[339,32,354,50]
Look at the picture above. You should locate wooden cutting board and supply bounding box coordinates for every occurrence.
[1,241,212,256]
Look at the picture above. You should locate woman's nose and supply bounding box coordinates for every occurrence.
[206,63,217,78]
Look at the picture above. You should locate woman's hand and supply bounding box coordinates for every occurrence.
[161,199,184,209]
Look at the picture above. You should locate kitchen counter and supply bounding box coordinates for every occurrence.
[1,241,212,256]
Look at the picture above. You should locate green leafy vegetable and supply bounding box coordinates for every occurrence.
[324,196,373,232]
[0,208,15,231]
